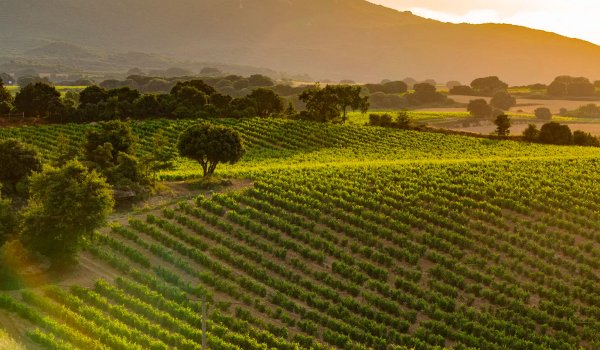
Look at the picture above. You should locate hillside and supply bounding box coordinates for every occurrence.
[2,0,600,83]
[1,119,600,349]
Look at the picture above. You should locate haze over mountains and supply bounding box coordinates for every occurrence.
[2,0,600,84]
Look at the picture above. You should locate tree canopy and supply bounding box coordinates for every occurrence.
[299,85,369,123]
[538,122,573,145]
[467,99,492,119]
[490,91,516,111]
[84,120,137,164]
[0,139,42,189]
[20,161,114,263]
[14,82,62,118]
[247,88,284,117]
[470,76,508,96]
[177,124,245,177]
[494,114,511,137]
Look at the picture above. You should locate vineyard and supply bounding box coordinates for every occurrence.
[2,118,600,349]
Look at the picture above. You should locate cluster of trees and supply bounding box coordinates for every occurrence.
[367,81,451,110]
[450,76,509,97]
[368,112,412,129]
[0,138,113,269]
[0,120,245,271]
[522,122,599,146]
[298,85,368,123]
[3,79,294,122]
[100,73,279,96]
[462,78,516,119]
[547,76,596,97]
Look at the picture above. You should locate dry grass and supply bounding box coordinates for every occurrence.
[0,329,24,350]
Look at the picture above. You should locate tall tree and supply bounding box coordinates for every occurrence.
[20,161,114,264]
[177,124,245,177]
[494,114,511,137]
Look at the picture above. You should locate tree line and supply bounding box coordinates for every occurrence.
[0,77,371,125]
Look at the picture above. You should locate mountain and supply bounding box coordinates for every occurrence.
[1,0,600,84]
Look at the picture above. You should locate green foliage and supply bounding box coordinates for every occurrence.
[14,83,63,118]
[406,83,447,105]
[490,91,516,111]
[79,85,108,106]
[85,120,137,163]
[20,161,114,263]
[547,76,595,97]
[522,124,540,142]
[470,76,508,95]
[0,185,16,246]
[467,99,492,119]
[170,80,216,97]
[539,122,573,145]
[573,130,600,147]
[0,78,13,104]
[299,84,369,123]
[534,107,552,120]
[177,124,245,177]
[247,88,284,117]
[494,114,511,137]
[142,130,177,181]
[0,139,42,189]
[368,112,412,129]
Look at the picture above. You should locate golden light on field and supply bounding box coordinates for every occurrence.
[368,0,600,45]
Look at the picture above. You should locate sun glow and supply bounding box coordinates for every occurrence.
[368,0,600,45]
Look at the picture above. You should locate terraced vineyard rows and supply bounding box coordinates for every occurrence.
[2,118,600,349]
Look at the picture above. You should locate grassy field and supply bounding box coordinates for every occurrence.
[2,118,600,349]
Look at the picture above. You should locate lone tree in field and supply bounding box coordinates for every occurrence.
[178,124,245,177]
[467,99,492,119]
[20,161,114,264]
[494,114,511,137]
[534,107,552,120]
[490,91,516,111]
[0,139,42,190]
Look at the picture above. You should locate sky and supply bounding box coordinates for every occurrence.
[368,0,600,45]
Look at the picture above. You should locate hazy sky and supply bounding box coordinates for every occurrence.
[368,0,600,45]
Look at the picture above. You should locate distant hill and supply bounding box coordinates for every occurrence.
[2,0,600,83]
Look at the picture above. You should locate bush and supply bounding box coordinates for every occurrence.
[573,130,600,147]
[522,124,540,142]
[538,122,573,145]
[534,107,552,120]
[467,99,492,119]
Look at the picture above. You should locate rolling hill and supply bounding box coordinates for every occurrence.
[2,119,600,348]
[2,0,600,83]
